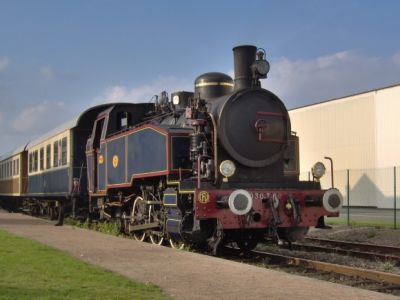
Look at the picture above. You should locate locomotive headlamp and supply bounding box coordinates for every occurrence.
[219,160,236,178]
[253,60,270,77]
[312,162,326,179]
[172,95,180,105]
[251,48,270,79]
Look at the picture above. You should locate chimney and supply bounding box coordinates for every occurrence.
[233,45,257,91]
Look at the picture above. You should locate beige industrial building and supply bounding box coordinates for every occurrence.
[289,83,400,208]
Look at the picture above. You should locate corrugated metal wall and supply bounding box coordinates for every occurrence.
[289,84,400,208]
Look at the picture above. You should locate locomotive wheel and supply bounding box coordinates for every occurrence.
[148,205,164,245]
[236,236,260,252]
[236,239,258,252]
[169,239,185,250]
[130,196,147,242]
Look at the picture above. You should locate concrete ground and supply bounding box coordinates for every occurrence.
[0,211,397,300]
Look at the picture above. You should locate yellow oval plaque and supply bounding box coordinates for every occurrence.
[112,155,119,168]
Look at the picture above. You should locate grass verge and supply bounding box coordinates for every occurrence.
[66,217,122,236]
[0,229,171,300]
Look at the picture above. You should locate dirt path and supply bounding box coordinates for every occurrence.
[0,211,397,300]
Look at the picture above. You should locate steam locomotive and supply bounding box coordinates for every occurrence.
[0,45,343,253]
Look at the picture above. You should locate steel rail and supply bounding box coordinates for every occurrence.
[289,243,400,265]
[305,237,400,255]
[251,250,400,285]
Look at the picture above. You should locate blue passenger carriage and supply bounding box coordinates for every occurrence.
[15,104,120,216]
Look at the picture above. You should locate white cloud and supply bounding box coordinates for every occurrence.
[40,66,54,79]
[12,101,66,134]
[0,56,9,70]
[94,52,400,110]
[93,76,192,105]
[265,50,400,108]
[316,51,350,68]
[393,53,400,66]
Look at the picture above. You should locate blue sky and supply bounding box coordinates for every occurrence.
[0,0,400,155]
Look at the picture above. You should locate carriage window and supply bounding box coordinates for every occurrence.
[29,153,32,173]
[40,147,44,171]
[46,144,51,169]
[53,141,59,167]
[61,137,67,165]
[33,150,38,172]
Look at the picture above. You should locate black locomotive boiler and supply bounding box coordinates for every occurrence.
[0,45,343,253]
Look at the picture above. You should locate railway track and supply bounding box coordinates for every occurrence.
[222,237,400,295]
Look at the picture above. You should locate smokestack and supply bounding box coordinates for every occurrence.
[233,45,257,91]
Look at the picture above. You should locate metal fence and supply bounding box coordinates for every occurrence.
[300,166,400,229]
